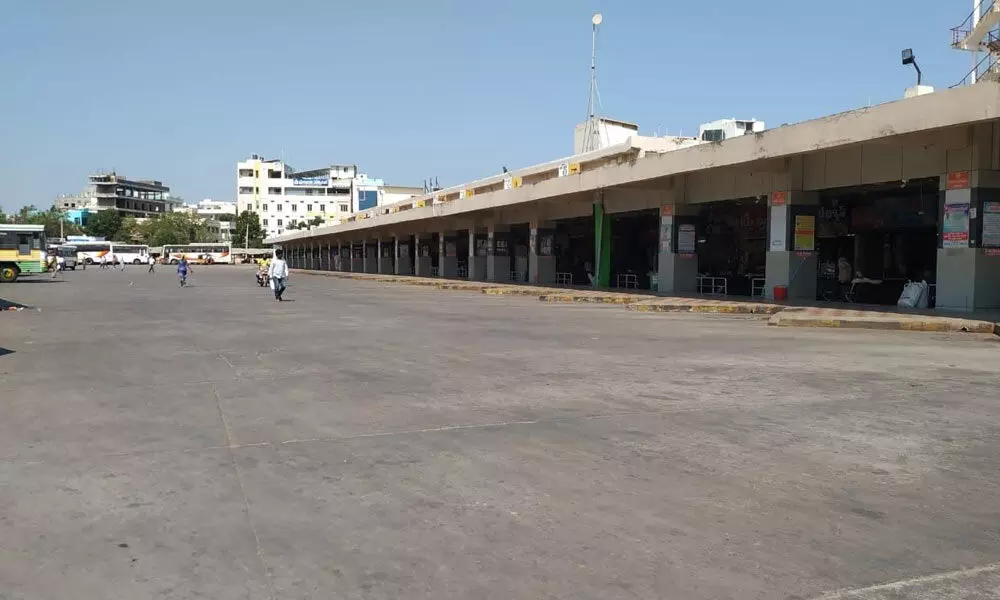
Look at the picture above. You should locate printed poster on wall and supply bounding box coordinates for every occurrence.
[677,224,696,255]
[769,205,788,251]
[793,215,816,251]
[942,203,971,248]
[983,201,1000,247]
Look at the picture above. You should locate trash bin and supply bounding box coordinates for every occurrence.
[773,286,788,301]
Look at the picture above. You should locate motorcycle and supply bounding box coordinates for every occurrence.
[256,270,270,287]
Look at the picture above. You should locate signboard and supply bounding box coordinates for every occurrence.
[539,233,554,256]
[677,224,696,254]
[557,163,569,177]
[771,191,787,206]
[769,205,788,251]
[660,205,674,217]
[947,171,970,190]
[659,216,673,253]
[511,176,523,188]
[503,175,512,190]
[943,202,970,247]
[292,176,329,186]
[793,215,815,251]
[983,201,1000,247]
[568,163,581,175]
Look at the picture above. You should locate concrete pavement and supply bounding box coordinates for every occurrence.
[1,268,999,599]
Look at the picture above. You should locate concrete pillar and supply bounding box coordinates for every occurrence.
[439,233,458,278]
[395,236,413,275]
[468,229,487,281]
[334,243,342,271]
[364,241,377,274]
[764,191,818,301]
[415,235,432,277]
[378,238,394,274]
[936,170,1000,311]
[529,221,557,284]
[657,204,699,295]
[487,226,510,282]
[350,242,363,272]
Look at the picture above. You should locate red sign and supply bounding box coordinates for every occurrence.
[660,205,674,217]
[771,191,787,206]
[947,171,970,190]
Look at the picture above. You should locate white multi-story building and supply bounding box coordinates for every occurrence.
[237,155,421,237]
[174,199,237,243]
[237,155,357,237]
[697,118,766,142]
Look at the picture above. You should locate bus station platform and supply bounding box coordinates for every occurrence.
[297,269,1000,335]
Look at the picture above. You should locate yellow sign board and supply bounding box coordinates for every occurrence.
[568,163,581,175]
[794,215,815,251]
[512,176,523,188]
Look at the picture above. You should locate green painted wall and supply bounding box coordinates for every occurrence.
[593,204,611,287]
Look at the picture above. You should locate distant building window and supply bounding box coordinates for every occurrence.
[268,187,281,194]
[239,169,254,177]
[262,203,268,212]
[291,204,297,212]
[307,204,313,212]
[305,189,313,196]
[268,169,282,178]
[340,204,349,212]
[701,129,724,142]
[319,204,325,212]
[262,219,268,226]
[277,219,283,226]
[277,204,283,211]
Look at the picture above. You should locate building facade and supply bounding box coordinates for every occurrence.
[237,155,420,237]
[57,173,182,224]
[175,199,237,243]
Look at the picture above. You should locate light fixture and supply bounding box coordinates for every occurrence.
[901,48,922,85]
[592,13,603,25]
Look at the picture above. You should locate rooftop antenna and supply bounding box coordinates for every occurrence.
[581,13,603,153]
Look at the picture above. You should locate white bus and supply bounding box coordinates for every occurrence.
[162,243,232,264]
[72,242,149,265]
[112,244,151,265]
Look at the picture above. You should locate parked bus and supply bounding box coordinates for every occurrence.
[111,244,150,265]
[0,224,46,282]
[46,245,79,270]
[73,241,112,265]
[72,242,149,265]
[162,243,232,264]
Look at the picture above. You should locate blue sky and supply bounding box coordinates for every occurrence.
[0,0,974,212]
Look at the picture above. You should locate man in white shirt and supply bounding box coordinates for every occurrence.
[267,249,289,301]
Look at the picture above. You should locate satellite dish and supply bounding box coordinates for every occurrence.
[592,13,603,25]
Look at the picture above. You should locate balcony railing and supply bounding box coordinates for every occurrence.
[952,0,1000,47]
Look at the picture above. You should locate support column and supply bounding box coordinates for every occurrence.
[350,242,363,272]
[657,204,699,295]
[529,221,557,284]
[364,241,377,274]
[334,243,342,271]
[937,170,1000,311]
[415,235,432,277]
[765,190,818,301]
[439,232,458,278]
[468,228,487,281]
[378,238,394,274]
[486,225,510,282]
[396,235,413,275]
[593,199,611,287]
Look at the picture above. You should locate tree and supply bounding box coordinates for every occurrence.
[87,210,124,240]
[140,212,210,247]
[113,217,141,242]
[26,207,84,239]
[308,216,324,228]
[234,211,265,247]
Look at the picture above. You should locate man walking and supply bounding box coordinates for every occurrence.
[100,254,108,270]
[267,249,289,301]
[148,255,156,273]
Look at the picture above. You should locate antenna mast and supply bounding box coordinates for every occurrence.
[582,13,603,153]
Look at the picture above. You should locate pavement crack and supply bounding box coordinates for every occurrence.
[211,384,277,600]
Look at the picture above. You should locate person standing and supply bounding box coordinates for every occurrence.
[100,254,108,270]
[268,249,289,301]
[176,256,190,286]
[148,255,156,273]
[120,255,127,272]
